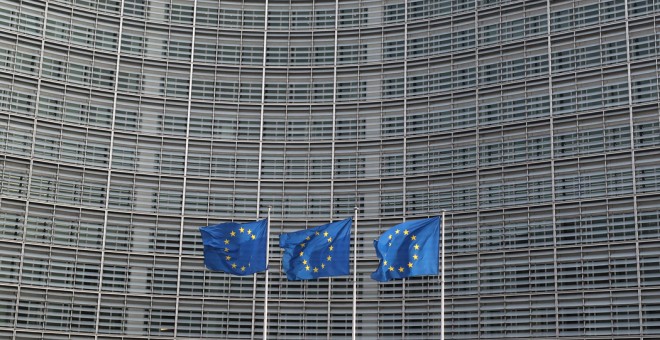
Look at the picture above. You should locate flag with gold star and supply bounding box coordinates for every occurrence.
[199,219,268,276]
[371,216,440,282]
[279,218,352,281]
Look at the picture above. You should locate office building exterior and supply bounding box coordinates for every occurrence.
[0,0,659,338]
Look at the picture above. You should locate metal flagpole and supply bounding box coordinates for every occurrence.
[352,206,358,340]
[440,210,446,340]
[263,206,272,340]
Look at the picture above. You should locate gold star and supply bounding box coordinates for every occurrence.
[404,230,409,235]
[224,248,229,252]
[411,235,416,241]
[315,231,320,236]
[241,266,246,271]
[300,243,306,248]
[389,243,392,246]
[389,266,394,271]
[414,244,420,250]
[305,265,310,271]
[251,234,256,240]
[384,260,388,266]
[239,227,244,233]
[225,255,231,260]
[399,267,404,272]
[247,229,252,235]
[231,263,237,269]
[300,251,304,257]
[303,259,308,265]
[413,254,419,260]
[329,245,333,251]
[230,231,236,237]
[408,262,413,268]
[321,263,325,269]
[224,239,229,245]
[327,237,332,242]
[395,229,400,234]
[327,255,332,261]
[324,231,329,237]
[388,235,392,240]
[313,267,318,273]
[306,236,311,241]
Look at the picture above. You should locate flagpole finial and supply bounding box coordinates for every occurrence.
[354,206,358,211]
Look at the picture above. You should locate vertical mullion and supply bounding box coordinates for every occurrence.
[173,0,198,337]
[621,0,643,333]
[251,0,270,337]
[402,0,409,337]
[12,0,50,334]
[327,0,340,337]
[473,2,482,336]
[94,0,125,337]
[544,0,559,337]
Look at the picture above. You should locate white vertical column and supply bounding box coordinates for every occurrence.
[93,0,125,337]
[328,1,340,337]
[251,1,270,337]
[352,206,359,340]
[173,0,198,337]
[330,0,339,224]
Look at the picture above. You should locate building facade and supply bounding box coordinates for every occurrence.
[0,0,659,338]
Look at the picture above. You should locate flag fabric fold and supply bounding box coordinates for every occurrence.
[199,219,268,276]
[279,218,352,281]
[371,216,441,282]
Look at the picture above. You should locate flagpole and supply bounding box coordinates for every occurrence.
[440,210,446,340]
[263,206,272,340]
[352,206,358,340]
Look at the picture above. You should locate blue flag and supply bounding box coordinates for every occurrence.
[371,217,440,282]
[199,219,268,276]
[279,218,352,280]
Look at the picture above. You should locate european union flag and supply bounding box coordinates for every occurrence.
[279,218,352,281]
[199,219,268,276]
[371,217,440,282]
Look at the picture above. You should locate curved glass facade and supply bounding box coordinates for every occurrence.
[0,0,660,338]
